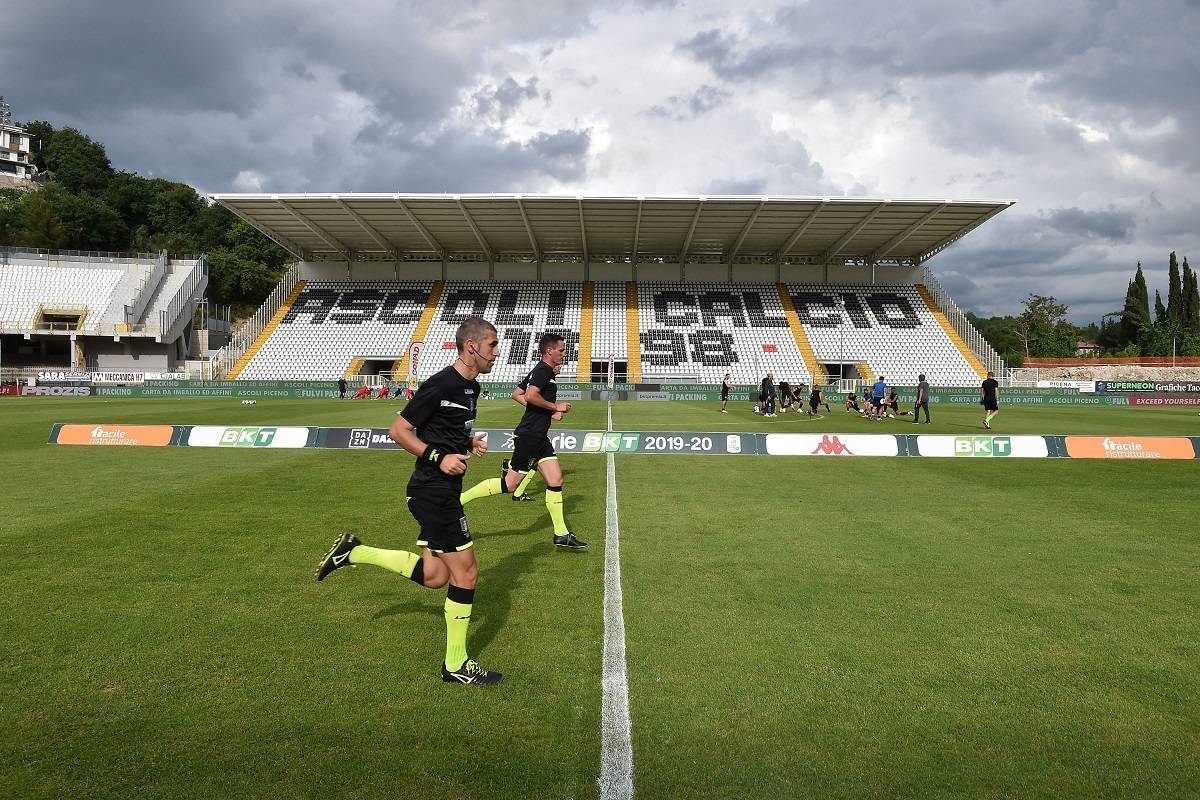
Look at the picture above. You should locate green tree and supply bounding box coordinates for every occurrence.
[43,127,112,196]
[16,189,64,249]
[1120,263,1151,344]
[20,120,55,173]
[146,180,203,236]
[102,172,156,232]
[0,188,24,244]
[1016,294,1075,357]
[1166,251,1182,325]
[1183,257,1199,333]
[46,185,129,251]
[1154,290,1167,324]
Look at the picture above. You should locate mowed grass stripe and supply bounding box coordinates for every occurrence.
[2,397,1197,798]
[615,455,1198,799]
[2,398,607,800]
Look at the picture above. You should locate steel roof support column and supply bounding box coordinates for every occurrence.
[455,198,494,275]
[727,198,766,281]
[394,197,446,261]
[775,200,827,266]
[578,197,590,282]
[334,197,397,259]
[679,199,704,283]
[874,203,947,259]
[515,196,542,281]
[217,203,310,261]
[277,200,352,261]
[821,201,889,265]
[631,198,644,282]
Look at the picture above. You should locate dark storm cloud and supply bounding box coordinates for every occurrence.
[1042,207,1136,241]
[0,0,600,193]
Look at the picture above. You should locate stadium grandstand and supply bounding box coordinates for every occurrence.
[207,195,1011,387]
[0,247,208,374]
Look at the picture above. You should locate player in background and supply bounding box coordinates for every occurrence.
[981,371,1001,428]
[912,373,931,424]
[459,333,587,550]
[807,383,824,417]
[315,317,503,685]
[761,373,777,417]
[720,373,732,413]
[871,374,887,420]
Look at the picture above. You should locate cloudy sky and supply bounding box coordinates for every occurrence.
[5,0,1198,320]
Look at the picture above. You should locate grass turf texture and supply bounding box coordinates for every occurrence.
[1,397,1197,799]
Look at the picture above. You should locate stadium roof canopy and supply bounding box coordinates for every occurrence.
[208,193,1013,267]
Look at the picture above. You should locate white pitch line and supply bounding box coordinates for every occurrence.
[599,401,634,799]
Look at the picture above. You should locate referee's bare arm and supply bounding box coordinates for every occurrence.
[388,415,471,475]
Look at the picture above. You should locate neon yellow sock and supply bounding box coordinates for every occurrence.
[460,477,502,505]
[348,545,419,577]
[545,487,568,535]
[513,470,537,498]
[444,598,472,670]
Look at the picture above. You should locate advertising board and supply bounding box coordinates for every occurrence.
[764,434,899,457]
[915,435,1050,458]
[54,424,174,447]
[187,426,312,448]
[1062,436,1196,460]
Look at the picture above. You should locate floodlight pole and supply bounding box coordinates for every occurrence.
[836,295,846,381]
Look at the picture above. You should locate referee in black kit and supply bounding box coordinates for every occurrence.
[315,317,503,685]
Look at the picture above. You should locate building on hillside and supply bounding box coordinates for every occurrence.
[1075,340,1102,357]
[0,97,37,185]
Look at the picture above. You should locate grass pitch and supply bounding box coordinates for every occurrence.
[1,397,1197,799]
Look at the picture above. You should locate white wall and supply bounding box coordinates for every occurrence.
[591,262,632,282]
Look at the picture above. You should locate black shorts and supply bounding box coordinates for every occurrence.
[407,480,472,554]
[983,398,999,411]
[720,388,729,401]
[511,435,556,473]
[809,398,820,412]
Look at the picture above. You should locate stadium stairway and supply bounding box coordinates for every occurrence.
[397,280,445,379]
[226,281,307,379]
[577,282,595,382]
[344,358,365,379]
[858,362,876,384]
[915,285,987,378]
[625,282,642,383]
[777,284,825,384]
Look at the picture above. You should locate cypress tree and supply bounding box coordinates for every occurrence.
[1155,290,1167,323]
[1135,262,1151,326]
[1184,257,1200,332]
[1167,251,1182,325]
[1121,267,1151,344]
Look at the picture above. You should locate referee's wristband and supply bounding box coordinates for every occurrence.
[421,446,446,466]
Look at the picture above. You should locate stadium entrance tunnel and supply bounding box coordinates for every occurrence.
[589,360,627,383]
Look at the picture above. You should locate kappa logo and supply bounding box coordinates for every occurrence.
[503,432,517,450]
[810,435,852,455]
[218,427,278,447]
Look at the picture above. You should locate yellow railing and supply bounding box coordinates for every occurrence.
[916,284,987,378]
[226,280,306,379]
